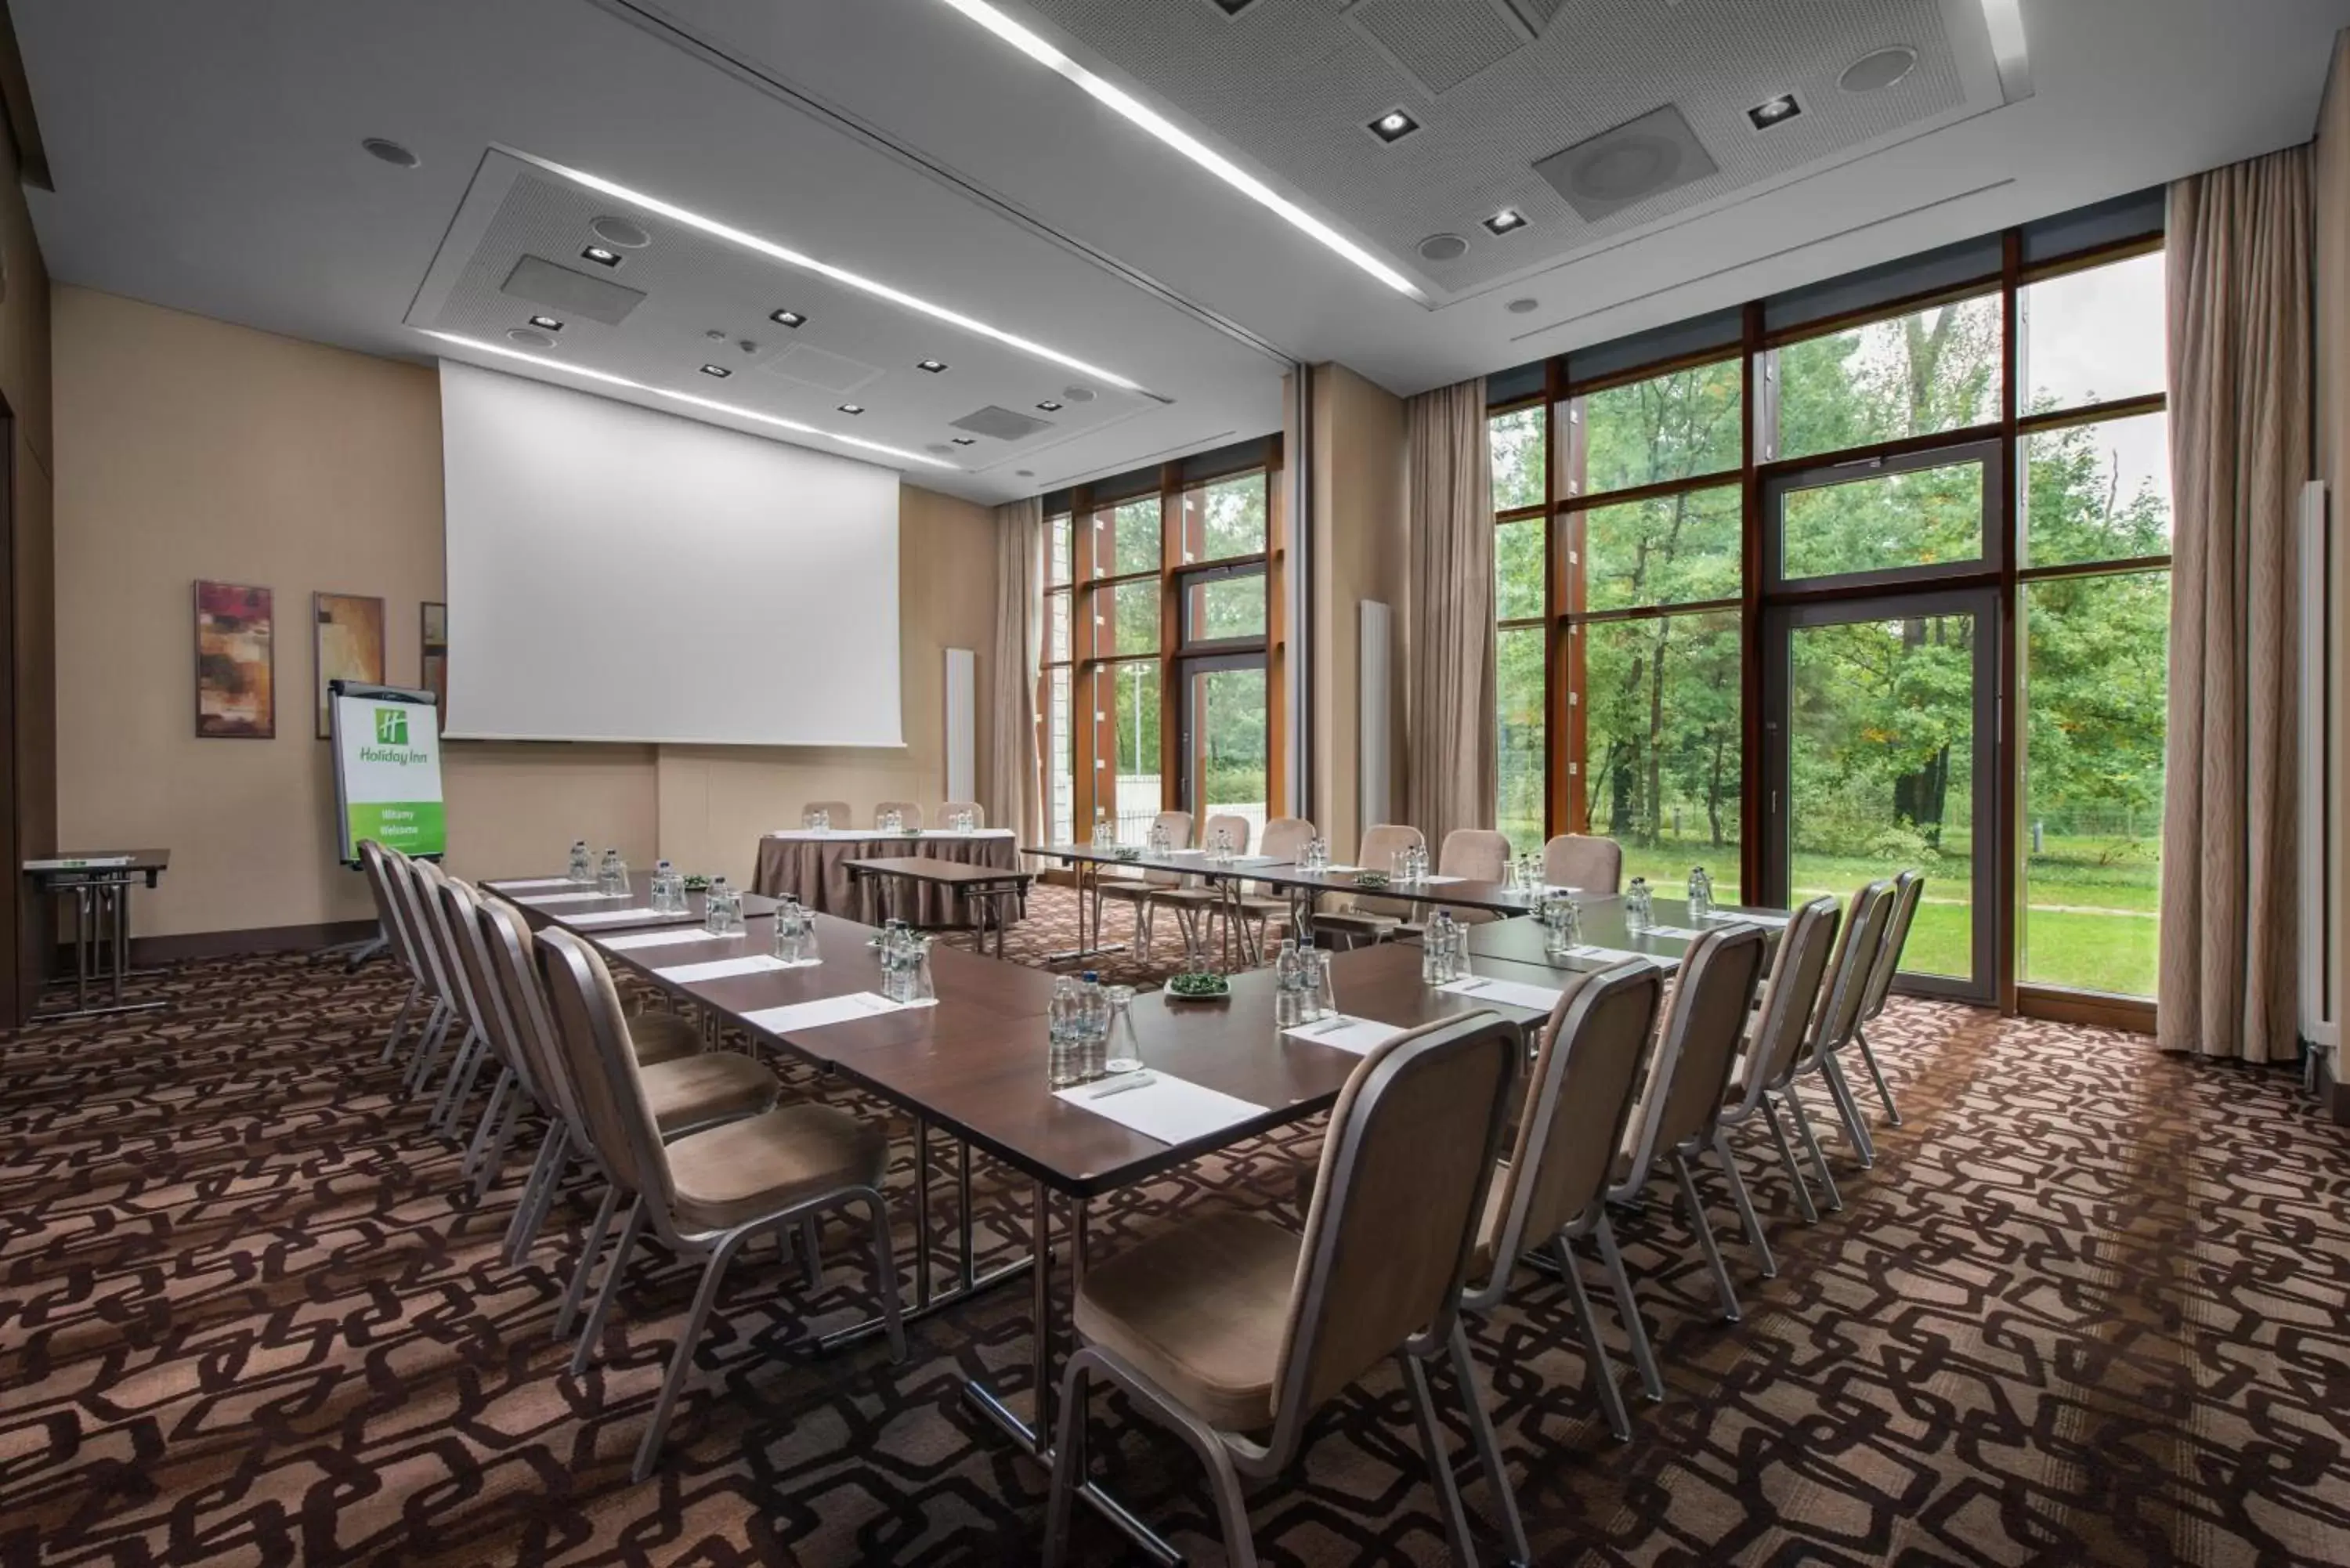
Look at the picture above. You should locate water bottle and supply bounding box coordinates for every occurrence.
[1542,893,1582,959]
[1627,876,1654,930]
[1048,976,1083,1089]
[1688,865,1714,923]
[808,807,830,832]
[598,848,627,898]
[1212,826,1234,864]
[1091,808,1111,851]
[1274,938,1307,1027]
[1423,908,1459,985]
[567,840,593,883]
[772,898,812,963]
[1078,971,1109,1081]
[1148,820,1170,855]
[650,859,675,912]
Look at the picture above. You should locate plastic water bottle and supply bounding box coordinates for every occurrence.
[772,898,812,963]
[1542,894,1582,959]
[1687,866,1714,923]
[1048,976,1083,1089]
[1077,972,1109,1080]
[705,876,737,934]
[650,859,676,912]
[1274,938,1306,1026]
[598,848,627,898]
[1423,908,1459,985]
[568,840,593,883]
[1091,808,1111,851]
[1627,876,1654,930]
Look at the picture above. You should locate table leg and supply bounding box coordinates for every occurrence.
[111,883,129,1006]
[958,1140,976,1289]
[914,1117,935,1312]
[74,887,91,1012]
[815,1129,1031,1351]
[1047,860,1132,964]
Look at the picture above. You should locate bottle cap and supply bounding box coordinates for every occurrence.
[1081,970,1099,983]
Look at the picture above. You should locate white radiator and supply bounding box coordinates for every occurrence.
[2300,482,2338,1060]
[1360,602,1392,828]
[945,648,976,804]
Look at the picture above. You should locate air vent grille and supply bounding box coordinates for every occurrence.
[951,405,1055,443]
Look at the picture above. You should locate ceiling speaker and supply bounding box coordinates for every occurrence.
[1532,104,1719,222]
[590,215,653,249]
[1841,46,1919,93]
[1419,233,1470,262]
[504,327,556,349]
[952,405,1055,443]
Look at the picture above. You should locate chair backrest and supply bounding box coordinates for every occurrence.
[1730,898,1840,1106]
[801,800,852,829]
[1347,823,1425,917]
[1258,817,1314,865]
[1542,834,1623,894]
[937,800,985,828]
[1438,829,1512,882]
[435,875,526,1080]
[1271,1012,1518,1436]
[403,858,472,1013]
[1473,960,1665,1300]
[1809,880,1896,1064]
[385,852,457,1006]
[873,800,923,829]
[1200,813,1253,854]
[475,894,591,1147]
[1858,869,1924,1023]
[356,840,421,977]
[1137,810,1195,887]
[536,926,673,1209]
[1617,924,1768,1186]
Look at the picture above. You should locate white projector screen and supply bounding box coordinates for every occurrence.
[439,360,903,746]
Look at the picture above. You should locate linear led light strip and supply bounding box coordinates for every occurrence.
[523,153,1148,395]
[421,330,959,469]
[934,0,1424,302]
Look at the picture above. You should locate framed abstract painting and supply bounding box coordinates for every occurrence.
[313,591,386,739]
[194,580,275,739]
[421,601,448,712]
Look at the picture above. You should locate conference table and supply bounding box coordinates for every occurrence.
[839,854,1036,956]
[754,828,1018,924]
[486,871,781,931]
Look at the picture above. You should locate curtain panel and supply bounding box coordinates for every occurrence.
[1402,378,1497,849]
[988,497,1044,845]
[2159,146,2311,1061]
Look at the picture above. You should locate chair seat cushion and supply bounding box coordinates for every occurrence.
[1073,1209,1300,1433]
[643,1050,779,1136]
[666,1102,891,1233]
[628,1009,701,1066]
[1314,910,1400,938]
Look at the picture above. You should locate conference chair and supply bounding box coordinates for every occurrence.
[357,840,432,1067]
[436,875,548,1201]
[400,858,491,1129]
[1093,809,1192,951]
[1043,1013,1521,1568]
[1850,869,1925,1126]
[1713,898,1841,1230]
[1789,881,1897,1176]
[936,800,984,827]
[383,851,467,1100]
[1141,811,1252,962]
[1459,959,1664,1461]
[1542,833,1624,895]
[1390,828,1515,939]
[539,927,906,1483]
[1600,924,1770,1392]
[873,800,923,829]
[1229,816,1316,957]
[801,799,852,829]
[1311,823,1424,945]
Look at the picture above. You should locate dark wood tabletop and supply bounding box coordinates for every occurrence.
[842,856,1038,889]
[1452,894,1788,969]
[491,871,781,934]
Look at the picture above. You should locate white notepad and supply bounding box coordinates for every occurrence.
[1440,976,1566,1013]
[1558,945,1679,972]
[601,927,731,952]
[1415,874,1466,885]
[492,877,580,891]
[566,907,697,927]
[742,992,935,1034]
[1282,1014,1406,1056]
[1056,1072,1269,1145]
[1712,911,1788,927]
[1643,924,1702,939]
[656,954,798,983]
[515,891,608,905]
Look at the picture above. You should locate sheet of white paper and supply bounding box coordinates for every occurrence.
[566,907,697,928]
[1643,924,1702,939]
[25,855,133,869]
[491,877,580,891]
[515,891,609,905]
[1282,1014,1407,1056]
[1559,945,1679,971]
[1226,854,1282,866]
[742,992,934,1033]
[1055,1072,1270,1145]
[656,954,795,983]
[1712,911,1788,927]
[1441,976,1566,1013]
[1316,863,1363,874]
[601,927,733,952]
[1415,874,1466,885]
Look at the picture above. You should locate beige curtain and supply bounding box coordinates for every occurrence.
[988,497,1043,844]
[1403,378,1497,847]
[2159,146,2310,1061]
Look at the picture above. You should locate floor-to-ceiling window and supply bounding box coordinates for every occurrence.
[1486,192,2169,1019]
[1043,437,1285,848]
[1040,511,1076,846]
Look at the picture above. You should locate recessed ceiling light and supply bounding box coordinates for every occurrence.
[1036,399,1063,412]
[1840,46,1918,93]
[1205,0,1256,16]
[916,358,949,373]
[1506,298,1539,314]
[1367,108,1420,145]
[837,403,865,415]
[525,152,1150,390]
[1746,93,1803,131]
[361,137,419,168]
[933,0,1424,300]
[529,315,563,332]
[952,436,978,446]
[1481,208,1528,236]
[769,309,807,329]
[700,363,732,378]
[581,245,622,267]
[419,330,955,468]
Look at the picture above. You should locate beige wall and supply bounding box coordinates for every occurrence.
[1307,362,1408,862]
[2316,31,2349,1093]
[52,286,995,937]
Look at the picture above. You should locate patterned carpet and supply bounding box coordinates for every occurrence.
[3,887,2348,1568]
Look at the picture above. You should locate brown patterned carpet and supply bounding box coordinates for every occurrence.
[4,887,2348,1567]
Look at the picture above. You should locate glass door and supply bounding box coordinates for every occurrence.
[1176,655,1268,846]
[1763,587,2000,1002]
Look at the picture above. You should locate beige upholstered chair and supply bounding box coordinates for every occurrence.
[358,840,432,1068]
[1460,959,1665,1466]
[1792,881,1898,1174]
[873,800,923,829]
[1851,869,1924,1125]
[936,800,985,828]
[1042,1013,1523,1568]
[801,800,852,829]
[381,852,468,1099]
[1141,811,1252,960]
[1311,823,1424,945]
[1601,924,1770,1396]
[1415,828,1514,930]
[1716,898,1841,1230]
[1094,809,1192,951]
[435,876,549,1201]
[1542,833,1624,895]
[409,859,506,1137]
[539,927,906,1482]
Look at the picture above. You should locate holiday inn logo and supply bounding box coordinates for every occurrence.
[374,709,408,746]
[359,706,428,766]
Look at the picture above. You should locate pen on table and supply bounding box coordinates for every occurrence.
[1087,1073,1155,1099]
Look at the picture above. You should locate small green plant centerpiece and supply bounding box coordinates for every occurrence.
[1165,970,1231,1001]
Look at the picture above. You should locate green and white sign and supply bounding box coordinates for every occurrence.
[333,692,446,860]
